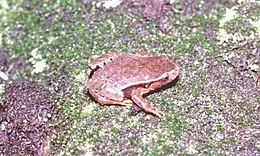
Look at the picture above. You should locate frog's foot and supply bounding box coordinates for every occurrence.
[131,105,164,118]
[89,90,131,106]
[89,52,120,70]
[135,51,157,57]
[131,88,165,118]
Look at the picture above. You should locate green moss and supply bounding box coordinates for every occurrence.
[203,106,213,115]
[217,5,259,45]
[172,13,220,55]
[1,1,259,155]
[203,141,223,156]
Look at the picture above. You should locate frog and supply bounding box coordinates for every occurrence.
[85,51,179,118]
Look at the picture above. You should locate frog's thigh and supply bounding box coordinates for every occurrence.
[89,90,131,106]
[148,80,170,91]
[131,88,164,118]
[142,80,169,93]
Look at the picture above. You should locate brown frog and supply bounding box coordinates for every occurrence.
[85,51,179,118]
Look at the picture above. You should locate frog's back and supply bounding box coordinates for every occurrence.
[91,53,177,90]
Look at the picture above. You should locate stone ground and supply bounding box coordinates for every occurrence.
[0,0,259,155]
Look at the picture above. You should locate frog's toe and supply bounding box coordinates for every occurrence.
[150,109,165,118]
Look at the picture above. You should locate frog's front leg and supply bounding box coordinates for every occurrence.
[89,52,120,70]
[89,90,132,106]
[131,88,165,118]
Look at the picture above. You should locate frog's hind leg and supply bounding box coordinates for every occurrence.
[131,88,164,118]
[89,90,132,106]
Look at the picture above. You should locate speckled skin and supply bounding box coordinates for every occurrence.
[86,52,179,118]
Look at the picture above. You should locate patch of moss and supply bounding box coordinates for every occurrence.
[1,0,259,155]
[203,141,223,156]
